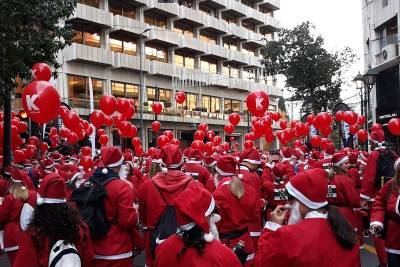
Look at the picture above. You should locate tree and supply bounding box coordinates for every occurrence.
[0,0,77,167]
[261,22,356,113]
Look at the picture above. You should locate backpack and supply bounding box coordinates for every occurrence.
[48,240,81,267]
[20,203,34,231]
[149,181,189,258]
[374,150,397,189]
[70,169,118,240]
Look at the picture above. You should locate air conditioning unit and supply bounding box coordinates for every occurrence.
[381,44,399,62]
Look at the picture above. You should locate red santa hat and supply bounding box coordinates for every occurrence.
[123,150,133,162]
[50,151,63,162]
[161,144,184,171]
[239,148,261,165]
[272,163,287,179]
[37,173,67,205]
[187,149,203,163]
[311,150,320,160]
[332,152,349,167]
[285,168,328,209]
[325,143,335,155]
[204,154,220,167]
[215,155,242,178]
[348,152,358,166]
[174,184,216,242]
[65,170,82,184]
[40,158,56,173]
[101,146,124,174]
[70,154,79,162]
[369,130,385,147]
[280,147,292,160]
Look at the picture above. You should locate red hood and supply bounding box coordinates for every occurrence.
[152,170,192,193]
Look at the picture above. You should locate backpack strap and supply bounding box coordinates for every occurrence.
[49,244,80,267]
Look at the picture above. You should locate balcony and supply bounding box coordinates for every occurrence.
[259,0,280,11]
[178,36,207,53]
[68,3,112,28]
[64,43,113,65]
[198,0,227,9]
[149,60,175,76]
[178,6,207,26]
[111,15,149,36]
[145,0,179,17]
[224,0,247,17]
[148,27,180,46]
[113,53,150,72]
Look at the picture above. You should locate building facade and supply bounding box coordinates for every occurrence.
[52,0,281,149]
[362,0,400,149]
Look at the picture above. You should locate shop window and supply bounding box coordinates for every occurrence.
[111,81,139,105]
[67,75,103,108]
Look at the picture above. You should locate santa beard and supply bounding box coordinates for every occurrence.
[288,201,302,225]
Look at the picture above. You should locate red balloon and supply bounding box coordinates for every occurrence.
[357,115,366,126]
[310,135,321,148]
[307,114,315,125]
[371,123,383,132]
[112,114,125,127]
[25,145,37,159]
[213,136,222,146]
[206,130,215,141]
[123,105,135,119]
[119,121,133,137]
[148,147,158,157]
[203,142,213,155]
[246,90,269,117]
[99,95,117,116]
[86,125,94,136]
[13,150,26,164]
[265,134,274,143]
[334,111,344,122]
[388,118,400,136]
[279,120,287,129]
[80,156,93,171]
[40,142,49,153]
[244,140,254,149]
[194,130,205,141]
[349,125,358,135]
[224,124,235,135]
[228,113,241,126]
[357,129,368,143]
[98,134,109,145]
[67,132,79,145]
[163,130,174,141]
[314,112,332,129]
[32,63,52,81]
[81,146,92,157]
[198,123,208,133]
[97,129,106,136]
[229,136,235,142]
[343,111,358,125]
[59,106,69,118]
[320,138,329,150]
[132,137,142,147]
[152,102,163,115]
[271,112,281,122]
[191,140,204,151]
[293,140,302,147]
[320,127,332,137]
[22,81,60,124]
[28,136,39,146]
[151,121,161,133]
[220,142,230,151]
[117,98,130,114]
[157,135,170,147]
[175,91,186,104]
[135,146,144,157]
[63,111,80,130]
[170,139,181,146]
[90,111,105,128]
[127,125,137,138]
[17,121,28,133]
[245,132,256,141]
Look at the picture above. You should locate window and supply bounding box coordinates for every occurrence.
[242,46,256,56]
[144,14,167,28]
[224,99,240,112]
[147,87,172,107]
[173,22,194,38]
[199,31,217,44]
[222,13,238,25]
[178,0,194,8]
[222,64,239,78]
[201,59,217,74]
[242,20,256,32]
[110,38,137,55]
[111,82,139,105]
[241,0,255,8]
[202,95,220,113]
[177,93,198,111]
[199,4,218,18]
[243,68,256,81]
[67,75,103,108]
[109,3,136,19]
[78,0,100,8]
[174,53,195,69]
[145,44,168,62]
[72,30,101,47]
[223,39,238,51]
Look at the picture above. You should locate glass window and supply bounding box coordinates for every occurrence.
[110,38,123,53]
[174,54,184,67]
[109,3,136,19]
[223,39,238,51]
[224,98,240,112]
[110,38,137,55]
[145,45,168,62]
[112,82,139,106]
[144,14,167,28]
[174,53,194,69]
[202,95,220,113]
[243,69,256,81]
[126,84,139,99]
[177,93,197,110]
[68,75,103,108]
[201,59,217,74]
[173,23,194,38]
[242,47,255,56]
[72,30,101,48]
[178,0,194,8]
[111,81,125,97]
[78,0,100,8]
[147,87,171,107]
[222,64,239,78]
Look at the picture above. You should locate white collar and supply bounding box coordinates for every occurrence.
[305,211,328,219]
[374,146,386,151]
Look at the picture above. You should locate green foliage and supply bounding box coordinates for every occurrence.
[0,0,77,105]
[261,22,356,112]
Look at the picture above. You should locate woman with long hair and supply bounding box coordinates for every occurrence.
[212,155,261,266]
[255,168,360,267]
[369,157,400,266]
[0,168,36,265]
[14,173,93,267]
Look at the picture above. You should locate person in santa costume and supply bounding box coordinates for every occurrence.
[14,173,94,267]
[369,157,400,266]
[212,154,262,266]
[90,146,138,267]
[255,168,360,267]
[0,167,36,265]
[183,148,211,185]
[154,182,242,267]
[138,144,195,267]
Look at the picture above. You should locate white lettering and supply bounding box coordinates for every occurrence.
[26,95,39,111]
[255,97,264,110]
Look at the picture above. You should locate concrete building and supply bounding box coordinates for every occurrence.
[53,0,282,149]
[362,0,400,148]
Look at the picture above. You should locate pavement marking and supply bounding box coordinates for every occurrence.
[363,244,377,255]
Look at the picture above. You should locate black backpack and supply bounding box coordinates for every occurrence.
[70,168,118,240]
[149,181,189,258]
[374,150,397,189]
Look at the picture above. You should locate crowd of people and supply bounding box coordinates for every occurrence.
[0,126,399,267]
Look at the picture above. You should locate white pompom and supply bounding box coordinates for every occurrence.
[21,186,27,191]
[97,149,101,155]
[203,233,214,242]
[238,174,243,179]
[162,167,168,173]
[102,168,108,174]
[78,166,84,171]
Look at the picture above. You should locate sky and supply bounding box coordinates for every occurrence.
[276,0,364,117]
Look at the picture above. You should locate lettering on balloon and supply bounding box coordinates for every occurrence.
[255,97,264,110]
[26,95,40,111]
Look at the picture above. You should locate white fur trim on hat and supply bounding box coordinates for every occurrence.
[205,197,215,217]
[215,165,236,177]
[203,233,214,242]
[243,159,262,165]
[69,172,81,183]
[394,158,400,170]
[107,156,124,168]
[161,167,168,173]
[238,174,244,179]
[333,156,349,167]
[102,168,108,174]
[37,194,66,205]
[179,222,196,231]
[285,181,328,209]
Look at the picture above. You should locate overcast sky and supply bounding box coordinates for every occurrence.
[276,0,364,113]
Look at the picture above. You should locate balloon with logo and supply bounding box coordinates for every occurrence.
[31,63,52,82]
[357,129,368,143]
[198,123,208,133]
[151,121,161,133]
[246,90,269,117]
[388,118,400,136]
[228,113,240,126]
[99,95,117,116]
[22,81,60,124]
[175,91,186,104]
[152,102,163,115]
[98,134,109,146]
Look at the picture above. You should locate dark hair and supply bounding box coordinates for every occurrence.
[326,205,357,250]
[269,149,280,156]
[27,203,82,249]
[177,225,206,259]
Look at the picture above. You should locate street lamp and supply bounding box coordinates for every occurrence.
[139,28,150,147]
[353,72,364,116]
[362,67,378,131]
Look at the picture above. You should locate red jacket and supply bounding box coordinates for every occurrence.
[92,178,138,259]
[184,161,211,186]
[239,165,262,198]
[361,150,381,200]
[348,167,362,190]
[370,179,400,252]
[14,221,93,267]
[255,215,360,267]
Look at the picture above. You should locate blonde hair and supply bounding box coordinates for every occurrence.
[9,182,28,201]
[328,166,346,180]
[149,162,161,178]
[229,176,244,199]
